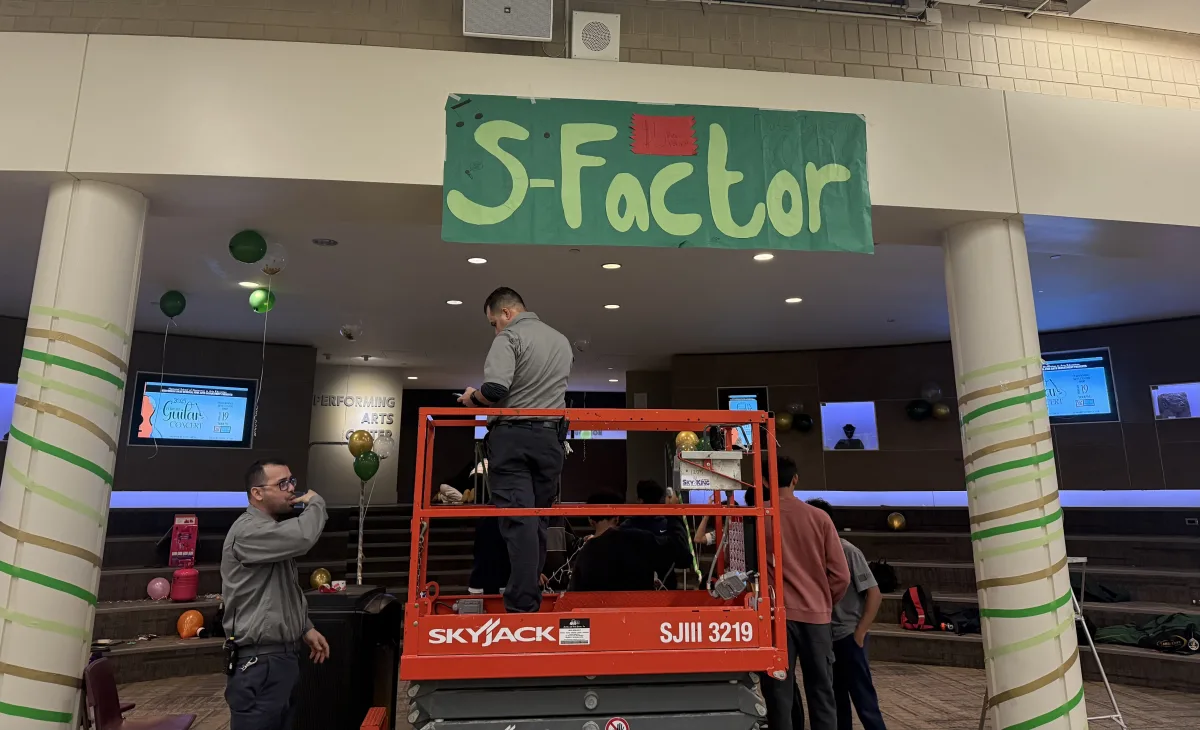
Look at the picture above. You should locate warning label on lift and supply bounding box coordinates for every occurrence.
[558,618,591,646]
[605,718,630,730]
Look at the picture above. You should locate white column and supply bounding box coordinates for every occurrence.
[944,218,1086,730]
[0,181,147,728]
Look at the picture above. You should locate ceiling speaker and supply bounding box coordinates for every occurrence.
[572,11,620,62]
[463,0,554,42]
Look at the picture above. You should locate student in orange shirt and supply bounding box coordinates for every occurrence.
[762,456,851,730]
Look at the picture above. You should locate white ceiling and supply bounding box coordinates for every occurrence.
[1072,0,1200,36]
[2,174,1200,391]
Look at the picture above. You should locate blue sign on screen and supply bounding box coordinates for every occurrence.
[727,394,757,448]
[1043,356,1113,418]
[139,382,250,442]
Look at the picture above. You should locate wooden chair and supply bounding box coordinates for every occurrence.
[83,658,196,730]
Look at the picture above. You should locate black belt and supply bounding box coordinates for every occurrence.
[491,420,558,429]
[238,642,298,658]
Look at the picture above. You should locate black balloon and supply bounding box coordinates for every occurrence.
[906,399,933,421]
[793,414,814,433]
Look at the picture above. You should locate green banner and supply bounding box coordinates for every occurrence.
[442,94,872,253]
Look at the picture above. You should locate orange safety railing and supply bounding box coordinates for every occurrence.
[399,407,788,682]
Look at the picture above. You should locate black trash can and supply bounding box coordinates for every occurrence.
[293,585,404,730]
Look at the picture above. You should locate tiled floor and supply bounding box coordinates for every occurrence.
[120,662,1200,729]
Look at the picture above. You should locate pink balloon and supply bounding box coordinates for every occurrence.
[147,577,171,601]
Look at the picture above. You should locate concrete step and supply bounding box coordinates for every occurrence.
[100,636,226,684]
[357,567,472,590]
[888,560,1200,606]
[868,623,1200,693]
[828,507,1200,538]
[95,598,222,639]
[350,527,475,542]
[102,530,350,568]
[344,554,472,576]
[344,540,475,557]
[844,530,1200,571]
[878,592,1196,630]
[98,560,334,601]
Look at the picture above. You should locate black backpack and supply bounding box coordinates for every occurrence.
[1142,623,1200,655]
[938,606,981,635]
[900,585,938,631]
[869,559,898,594]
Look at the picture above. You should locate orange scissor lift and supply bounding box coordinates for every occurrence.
[399,408,788,730]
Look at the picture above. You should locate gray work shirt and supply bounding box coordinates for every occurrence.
[483,311,573,419]
[221,494,328,647]
[832,538,878,640]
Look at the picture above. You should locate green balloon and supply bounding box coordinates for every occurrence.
[159,290,186,319]
[353,451,380,481]
[229,230,267,264]
[249,288,276,314]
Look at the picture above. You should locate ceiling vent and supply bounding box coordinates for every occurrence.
[572,11,620,62]
[463,0,554,42]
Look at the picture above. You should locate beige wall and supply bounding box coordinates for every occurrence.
[308,363,403,506]
[3,0,1200,111]
[63,34,1016,214]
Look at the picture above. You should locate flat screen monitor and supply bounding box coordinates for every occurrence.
[473,416,626,441]
[127,372,258,448]
[1042,348,1119,424]
[0,383,15,441]
[717,386,769,450]
[820,402,880,451]
[1151,382,1200,421]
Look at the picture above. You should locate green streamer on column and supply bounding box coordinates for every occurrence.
[7,425,114,485]
[0,699,73,724]
[1001,686,1085,730]
[0,560,98,605]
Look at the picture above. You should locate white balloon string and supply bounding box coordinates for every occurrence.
[148,317,176,460]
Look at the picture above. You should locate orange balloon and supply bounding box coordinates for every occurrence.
[177,609,204,639]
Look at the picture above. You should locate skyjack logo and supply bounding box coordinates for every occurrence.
[427,618,556,647]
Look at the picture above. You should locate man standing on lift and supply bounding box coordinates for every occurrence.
[459,287,573,613]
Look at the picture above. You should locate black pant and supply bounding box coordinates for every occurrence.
[469,515,511,593]
[833,635,887,730]
[225,651,299,730]
[760,620,837,730]
[487,422,563,613]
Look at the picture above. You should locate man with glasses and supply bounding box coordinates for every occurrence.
[458,287,573,613]
[221,459,331,730]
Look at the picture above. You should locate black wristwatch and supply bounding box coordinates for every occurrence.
[470,391,486,407]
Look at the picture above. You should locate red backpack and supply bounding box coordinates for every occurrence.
[900,586,938,631]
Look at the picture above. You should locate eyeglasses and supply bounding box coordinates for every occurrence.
[252,476,297,491]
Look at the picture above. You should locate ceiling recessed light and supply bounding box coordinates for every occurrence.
[467,257,487,264]
[754,253,775,262]
[609,379,619,383]
[238,281,262,289]
[407,376,418,380]
[785,297,803,304]
[312,238,339,247]
[604,304,620,310]
[446,300,463,306]
[602,263,622,270]
[1050,255,1062,260]
[607,367,614,370]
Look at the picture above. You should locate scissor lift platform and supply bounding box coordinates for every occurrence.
[399,408,788,729]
